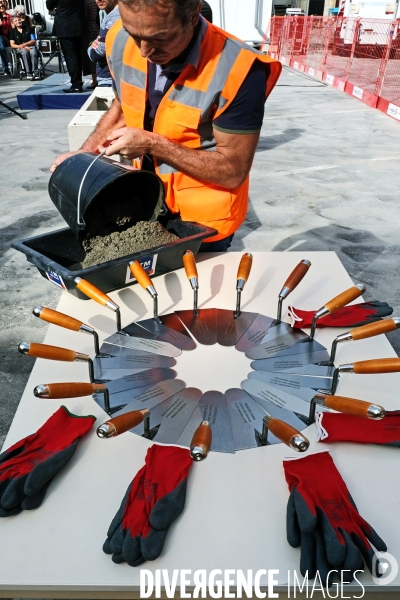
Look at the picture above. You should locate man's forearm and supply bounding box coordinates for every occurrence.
[147,132,258,189]
[81,98,126,152]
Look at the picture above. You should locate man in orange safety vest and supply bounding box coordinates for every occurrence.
[52,0,281,250]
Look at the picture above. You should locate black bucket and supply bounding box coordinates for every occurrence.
[48,153,167,243]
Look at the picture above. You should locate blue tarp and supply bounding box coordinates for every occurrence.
[17,73,92,110]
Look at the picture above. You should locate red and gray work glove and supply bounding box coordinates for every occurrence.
[0,406,96,517]
[284,452,386,585]
[103,444,193,566]
[288,301,393,329]
[316,410,400,446]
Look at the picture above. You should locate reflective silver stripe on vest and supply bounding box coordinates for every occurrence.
[111,28,146,98]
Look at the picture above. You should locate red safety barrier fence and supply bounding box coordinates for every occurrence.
[266,16,400,122]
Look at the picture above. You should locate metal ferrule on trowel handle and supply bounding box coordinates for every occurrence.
[261,413,309,452]
[32,306,102,356]
[97,408,151,437]
[274,259,311,324]
[303,283,366,343]
[33,381,112,415]
[74,277,122,332]
[129,260,161,323]
[183,250,199,316]
[308,392,386,424]
[330,357,400,395]
[235,253,253,318]
[18,342,95,382]
[323,317,400,366]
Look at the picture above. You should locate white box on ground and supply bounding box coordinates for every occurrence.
[68,87,115,152]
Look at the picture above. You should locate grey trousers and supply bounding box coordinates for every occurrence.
[17,47,38,74]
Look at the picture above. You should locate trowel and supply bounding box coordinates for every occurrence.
[177,390,235,453]
[241,377,318,420]
[225,387,309,451]
[215,253,259,347]
[126,260,196,351]
[174,250,218,345]
[18,341,177,392]
[246,284,366,360]
[32,306,177,379]
[72,277,182,357]
[111,387,202,442]
[235,259,311,353]
[251,318,400,383]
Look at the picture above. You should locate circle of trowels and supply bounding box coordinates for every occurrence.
[96,309,331,454]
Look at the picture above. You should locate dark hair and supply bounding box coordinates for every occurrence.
[119,0,201,28]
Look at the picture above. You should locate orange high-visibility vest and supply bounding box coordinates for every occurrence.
[106,20,281,241]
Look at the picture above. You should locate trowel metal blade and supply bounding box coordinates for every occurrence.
[250,350,331,373]
[246,333,326,361]
[241,387,310,434]
[105,367,177,396]
[226,387,308,449]
[248,369,333,395]
[94,354,176,381]
[174,308,218,345]
[280,363,335,377]
[225,388,269,450]
[94,379,186,413]
[153,387,203,444]
[241,378,315,419]
[125,387,200,440]
[99,342,163,360]
[216,309,259,347]
[104,332,181,358]
[134,313,196,351]
[235,314,275,353]
[177,390,235,453]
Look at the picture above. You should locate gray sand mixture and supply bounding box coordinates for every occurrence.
[80,221,179,268]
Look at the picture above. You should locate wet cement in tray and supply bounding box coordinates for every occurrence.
[79,221,179,268]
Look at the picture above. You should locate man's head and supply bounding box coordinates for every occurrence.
[95,0,118,13]
[118,0,202,65]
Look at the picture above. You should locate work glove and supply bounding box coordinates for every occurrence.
[0,406,96,517]
[316,410,400,446]
[103,444,193,566]
[288,301,393,329]
[284,452,387,583]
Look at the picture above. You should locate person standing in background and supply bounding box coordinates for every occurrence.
[87,0,118,87]
[82,0,99,88]
[0,0,11,75]
[46,0,85,93]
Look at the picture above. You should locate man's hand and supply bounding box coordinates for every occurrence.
[104,127,153,160]
[90,36,101,50]
[50,150,85,172]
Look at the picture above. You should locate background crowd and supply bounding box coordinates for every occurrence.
[0,0,213,91]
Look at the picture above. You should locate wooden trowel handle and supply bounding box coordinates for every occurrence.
[350,319,397,341]
[19,342,79,362]
[237,253,253,281]
[325,285,365,314]
[324,395,385,418]
[34,307,83,332]
[129,261,153,290]
[97,410,147,437]
[35,382,99,398]
[183,250,198,279]
[190,421,212,460]
[281,260,311,292]
[75,278,111,306]
[268,419,309,452]
[353,358,400,374]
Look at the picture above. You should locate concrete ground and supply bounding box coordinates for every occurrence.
[1,61,400,600]
[1,65,400,451]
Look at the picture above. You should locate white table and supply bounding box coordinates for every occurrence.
[1,252,400,598]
